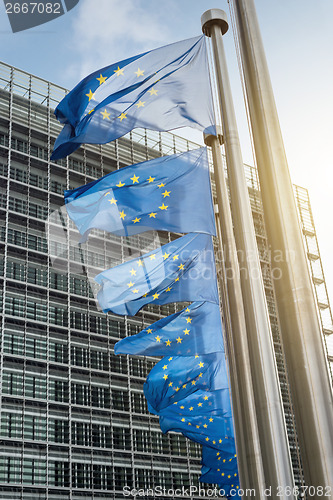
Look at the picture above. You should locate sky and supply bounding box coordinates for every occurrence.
[0,0,332,306]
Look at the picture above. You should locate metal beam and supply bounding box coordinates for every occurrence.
[204,130,265,495]
[231,0,333,489]
[201,10,295,497]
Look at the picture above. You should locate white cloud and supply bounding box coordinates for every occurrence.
[67,0,170,79]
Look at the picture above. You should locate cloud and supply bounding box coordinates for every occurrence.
[67,0,170,79]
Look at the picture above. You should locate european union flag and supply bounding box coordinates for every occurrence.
[200,463,240,498]
[143,353,229,413]
[51,36,215,160]
[115,301,224,356]
[95,233,218,316]
[64,148,215,241]
[159,390,235,451]
[202,445,238,470]
[200,466,240,499]
[201,447,239,495]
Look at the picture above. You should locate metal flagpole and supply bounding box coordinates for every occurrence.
[204,129,265,495]
[201,10,296,497]
[231,0,333,489]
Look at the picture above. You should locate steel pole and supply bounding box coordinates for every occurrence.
[201,10,295,497]
[231,0,333,489]
[205,130,265,495]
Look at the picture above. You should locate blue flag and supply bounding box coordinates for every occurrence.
[64,148,215,241]
[51,36,215,160]
[114,301,224,356]
[200,465,240,498]
[159,390,235,451]
[202,446,238,470]
[143,353,229,413]
[95,233,218,316]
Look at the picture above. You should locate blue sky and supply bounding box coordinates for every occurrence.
[1,0,333,308]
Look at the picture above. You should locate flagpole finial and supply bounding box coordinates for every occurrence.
[201,9,229,37]
[204,126,224,147]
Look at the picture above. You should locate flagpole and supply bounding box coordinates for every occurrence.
[231,0,333,489]
[204,130,265,495]
[201,10,296,497]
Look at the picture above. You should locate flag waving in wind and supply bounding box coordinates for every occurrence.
[64,148,216,241]
[114,301,224,356]
[95,233,219,316]
[51,36,215,160]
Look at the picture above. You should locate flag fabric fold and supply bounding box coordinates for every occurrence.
[144,353,229,414]
[51,36,215,160]
[114,301,224,356]
[64,148,216,241]
[94,233,218,316]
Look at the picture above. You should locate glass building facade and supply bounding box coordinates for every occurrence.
[0,61,332,499]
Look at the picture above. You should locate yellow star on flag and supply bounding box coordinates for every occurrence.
[165,287,172,292]
[159,204,168,211]
[191,380,196,386]
[162,190,170,198]
[114,66,124,76]
[130,174,139,183]
[158,182,165,188]
[149,212,157,218]
[204,396,209,401]
[132,217,141,223]
[97,74,107,85]
[162,365,168,370]
[127,281,134,288]
[86,89,95,101]
[147,176,155,183]
[108,197,117,205]
[163,374,168,380]
[101,109,110,120]
[176,337,182,344]
[150,254,156,260]
[137,259,144,266]
[198,362,204,368]
[185,307,190,313]
[165,340,171,346]
[189,407,194,411]
[135,100,145,108]
[153,293,159,300]
[130,269,136,276]
[183,329,190,335]
[119,112,127,121]
[168,357,173,361]
[147,328,153,334]
[168,382,173,387]
[186,317,192,323]
[175,277,180,282]
[173,255,179,261]
[155,336,161,342]
[132,289,139,294]
[163,252,170,260]
[135,68,144,77]
[119,210,126,220]
[178,263,185,271]
[198,402,203,407]
[116,181,125,187]
[148,87,158,96]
